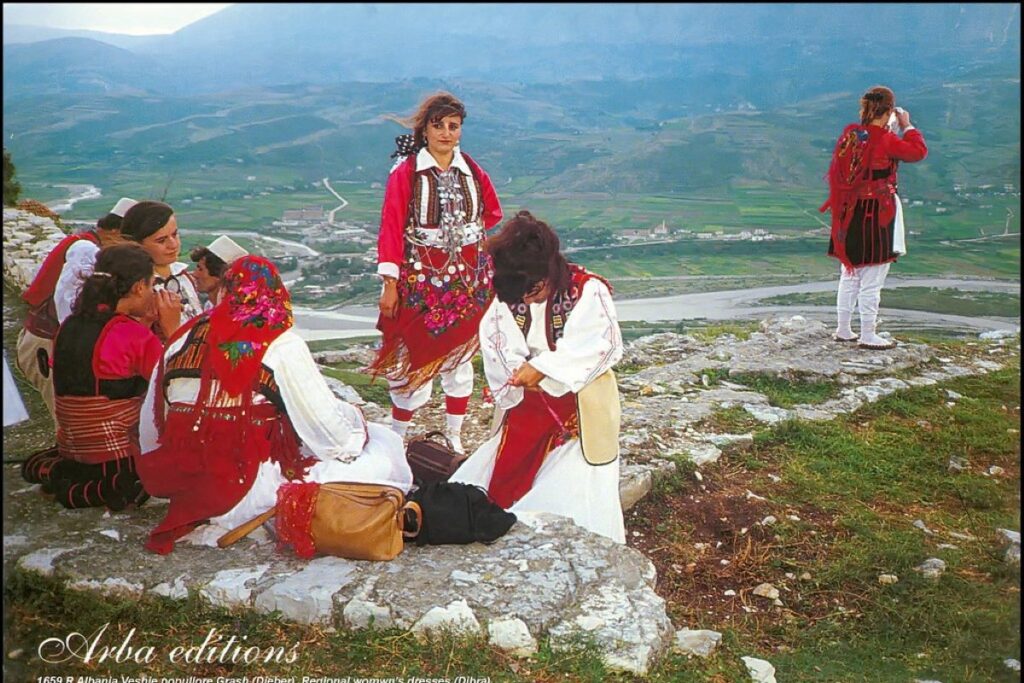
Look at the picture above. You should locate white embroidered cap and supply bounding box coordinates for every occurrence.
[207,235,249,264]
[109,197,138,217]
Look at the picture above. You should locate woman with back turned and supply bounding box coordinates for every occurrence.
[21,244,177,510]
[821,85,927,349]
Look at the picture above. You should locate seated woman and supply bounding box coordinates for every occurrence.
[450,211,626,543]
[21,243,181,510]
[136,255,412,554]
[120,200,205,337]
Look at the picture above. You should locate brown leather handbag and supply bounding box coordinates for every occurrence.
[218,482,422,561]
[406,431,467,485]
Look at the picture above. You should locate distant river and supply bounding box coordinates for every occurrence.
[46,184,101,213]
[178,229,321,258]
[289,277,1020,342]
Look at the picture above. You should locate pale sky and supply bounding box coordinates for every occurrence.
[2,3,233,35]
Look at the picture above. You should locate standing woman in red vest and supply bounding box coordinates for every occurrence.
[822,86,927,349]
[366,92,503,453]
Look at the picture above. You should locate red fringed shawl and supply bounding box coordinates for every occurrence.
[820,124,896,273]
[276,482,321,559]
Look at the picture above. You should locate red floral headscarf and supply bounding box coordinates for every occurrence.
[207,255,294,396]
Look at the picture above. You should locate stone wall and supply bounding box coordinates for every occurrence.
[3,208,68,291]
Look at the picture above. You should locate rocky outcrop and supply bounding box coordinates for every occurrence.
[3,487,673,676]
[616,316,1018,467]
[3,208,68,291]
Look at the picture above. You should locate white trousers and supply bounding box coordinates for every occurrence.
[837,262,890,324]
[388,358,474,412]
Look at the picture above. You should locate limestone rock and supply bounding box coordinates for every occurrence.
[549,579,673,676]
[947,456,968,473]
[742,655,778,683]
[752,583,780,600]
[151,575,189,600]
[980,329,1018,340]
[705,432,754,448]
[674,628,722,658]
[17,547,77,576]
[201,564,272,608]
[619,463,654,511]
[997,528,1021,566]
[743,404,792,424]
[412,599,482,638]
[254,557,359,623]
[913,519,935,535]
[487,617,537,657]
[312,347,377,366]
[686,442,722,466]
[914,558,946,580]
[997,528,1021,544]
[342,598,394,630]
[68,577,145,597]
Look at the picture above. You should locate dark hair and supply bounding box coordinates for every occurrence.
[392,92,467,150]
[860,86,895,126]
[74,244,154,319]
[189,246,227,277]
[121,200,174,242]
[95,213,123,231]
[486,210,571,304]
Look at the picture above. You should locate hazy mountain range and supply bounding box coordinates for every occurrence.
[3,4,1020,99]
[2,3,1020,218]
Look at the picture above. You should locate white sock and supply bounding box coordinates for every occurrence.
[391,419,411,438]
[445,413,465,453]
[835,312,854,339]
[445,413,465,434]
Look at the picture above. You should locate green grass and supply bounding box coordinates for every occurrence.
[727,373,842,408]
[318,363,392,405]
[759,287,1021,318]
[684,365,1019,681]
[688,322,758,343]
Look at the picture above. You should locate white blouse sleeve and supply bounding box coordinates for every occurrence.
[527,279,624,396]
[138,333,190,455]
[478,297,529,410]
[55,241,100,323]
[262,330,369,462]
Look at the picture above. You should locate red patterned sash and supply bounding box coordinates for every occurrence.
[55,395,143,465]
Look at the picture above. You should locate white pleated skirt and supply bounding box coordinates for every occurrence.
[451,431,626,544]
